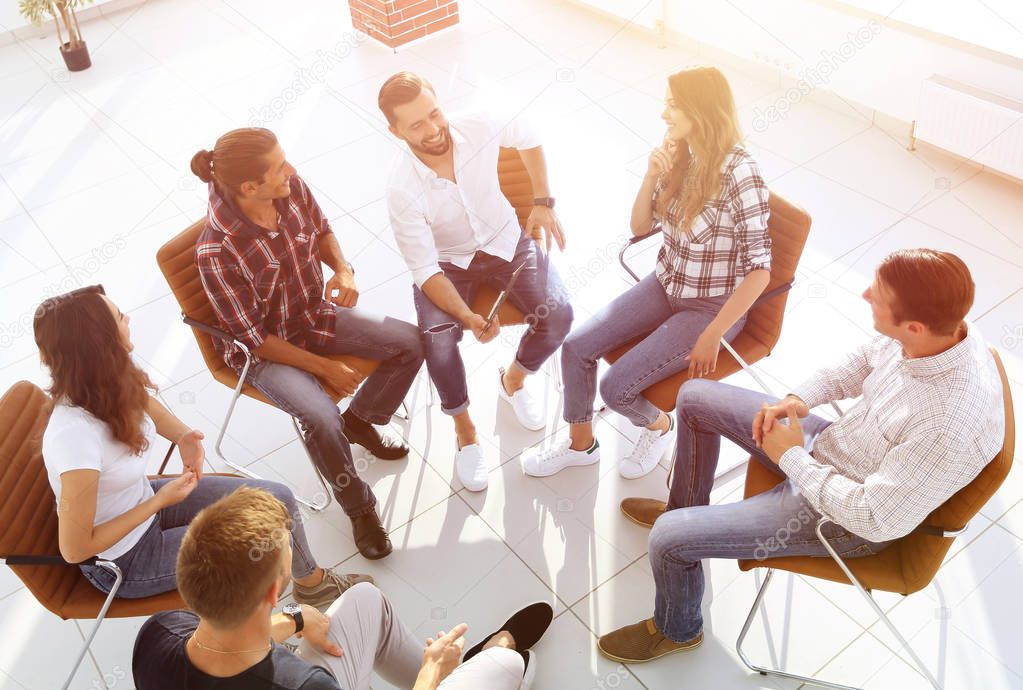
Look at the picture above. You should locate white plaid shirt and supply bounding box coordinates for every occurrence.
[653,146,771,300]
[781,327,1005,543]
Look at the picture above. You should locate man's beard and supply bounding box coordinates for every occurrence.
[411,126,451,156]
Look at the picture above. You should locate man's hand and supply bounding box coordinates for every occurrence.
[318,359,363,398]
[418,623,468,688]
[176,429,205,480]
[752,395,810,448]
[295,605,343,657]
[325,268,359,308]
[525,206,565,253]
[464,313,500,344]
[760,408,805,465]
[687,326,723,379]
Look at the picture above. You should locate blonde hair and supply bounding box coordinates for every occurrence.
[656,67,742,235]
[176,487,291,628]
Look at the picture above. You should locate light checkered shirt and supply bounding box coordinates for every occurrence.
[653,145,771,300]
[781,327,1005,543]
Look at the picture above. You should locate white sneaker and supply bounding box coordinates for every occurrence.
[456,443,489,492]
[619,416,674,479]
[498,367,545,431]
[521,440,600,477]
[519,649,536,690]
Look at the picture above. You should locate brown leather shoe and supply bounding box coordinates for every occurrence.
[351,511,392,560]
[620,497,666,528]
[597,618,703,663]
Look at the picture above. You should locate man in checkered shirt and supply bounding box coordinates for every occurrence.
[191,128,424,561]
[598,248,1005,663]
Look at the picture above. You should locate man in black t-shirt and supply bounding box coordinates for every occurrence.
[133,487,553,690]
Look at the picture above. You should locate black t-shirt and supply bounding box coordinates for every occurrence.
[132,610,341,690]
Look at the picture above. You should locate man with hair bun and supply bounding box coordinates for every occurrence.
[189,128,425,560]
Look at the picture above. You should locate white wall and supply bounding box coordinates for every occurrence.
[572,0,1023,126]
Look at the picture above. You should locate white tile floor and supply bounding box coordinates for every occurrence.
[1,0,1022,688]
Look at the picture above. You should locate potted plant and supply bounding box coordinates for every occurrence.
[18,0,95,72]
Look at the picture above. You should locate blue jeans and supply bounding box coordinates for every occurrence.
[249,306,424,517]
[413,234,573,415]
[79,476,317,598]
[560,273,745,426]
[650,379,892,642]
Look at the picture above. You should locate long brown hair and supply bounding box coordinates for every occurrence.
[190,128,278,199]
[34,285,156,455]
[657,67,742,234]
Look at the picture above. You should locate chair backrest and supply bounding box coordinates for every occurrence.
[712,192,812,379]
[469,148,534,324]
[156,219,228,377]
[0,381,80,615]
[497,147,533,229]
[898,347,1016,590]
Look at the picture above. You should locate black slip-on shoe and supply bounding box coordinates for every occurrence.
[463,601,555,663]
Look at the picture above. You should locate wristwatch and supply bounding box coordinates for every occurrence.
[533,197,556,208]
[282,602,304,634]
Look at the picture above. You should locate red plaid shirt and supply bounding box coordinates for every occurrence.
[196,175,336,371]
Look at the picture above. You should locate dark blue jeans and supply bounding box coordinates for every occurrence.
[413,234,573,415]
[249,306,424,517]
[650,379,892,642]
[80,476,317,598]
[560,273,743,426]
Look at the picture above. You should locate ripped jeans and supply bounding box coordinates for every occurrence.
[412,234,572,415]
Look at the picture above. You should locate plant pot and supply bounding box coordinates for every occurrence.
[59,41,91,72]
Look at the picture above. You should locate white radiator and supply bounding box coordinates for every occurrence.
[915,76,1023,181]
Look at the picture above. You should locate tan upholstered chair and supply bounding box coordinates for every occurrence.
[157,221,394,511]
[605,192,812,411]
[0,382,185,689]
[734,348,1015,689]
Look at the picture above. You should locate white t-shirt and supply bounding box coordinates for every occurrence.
[42,401,157,560]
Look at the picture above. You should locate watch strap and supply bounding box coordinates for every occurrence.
[533,197,555,208]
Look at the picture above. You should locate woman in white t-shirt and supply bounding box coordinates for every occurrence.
[35,285,369,606]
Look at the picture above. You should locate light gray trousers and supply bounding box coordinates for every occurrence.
[298,583,525,689]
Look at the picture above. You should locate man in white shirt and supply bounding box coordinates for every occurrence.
[598,248,1005,663]
[379,72,573,492]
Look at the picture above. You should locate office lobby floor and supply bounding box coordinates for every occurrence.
[1,0,1022,687]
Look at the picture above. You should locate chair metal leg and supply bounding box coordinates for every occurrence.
[813,518,941,690]
[73,619,106,687]
[212,364,329,512]
[735,520,942,690]
[736,568,861,690]
[63,561,122,690]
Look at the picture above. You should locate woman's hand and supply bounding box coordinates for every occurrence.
[687,326,723,379]
[155,471,198,509]
[176,429,205,480]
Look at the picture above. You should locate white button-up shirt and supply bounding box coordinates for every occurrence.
[386,112,541,288]
[781,326,1005,543]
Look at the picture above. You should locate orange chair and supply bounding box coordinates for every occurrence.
[0,382,185,689]
[734,348,1015,689]
[460,147,562,389]
[157,221,403,512]
[607,192,811,411]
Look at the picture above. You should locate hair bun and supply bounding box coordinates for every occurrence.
[190,149,215,183]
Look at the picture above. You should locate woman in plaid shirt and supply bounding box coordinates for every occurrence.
[522,67,772,479]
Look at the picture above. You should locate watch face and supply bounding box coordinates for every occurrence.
[283,603,301,615]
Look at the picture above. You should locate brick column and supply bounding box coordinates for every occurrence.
[348,0,459,49]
